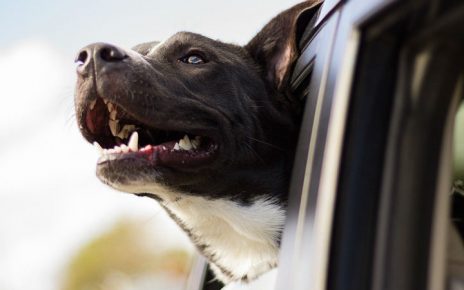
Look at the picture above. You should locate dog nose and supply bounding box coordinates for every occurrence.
[75,43,127,76]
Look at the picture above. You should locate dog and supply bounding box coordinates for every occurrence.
[74,0,321,284]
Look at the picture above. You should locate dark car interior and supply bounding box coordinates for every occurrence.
[187,0,464,289]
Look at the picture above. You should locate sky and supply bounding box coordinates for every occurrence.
[0,1,301,290]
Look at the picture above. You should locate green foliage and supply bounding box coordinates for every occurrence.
[61,219,191,290]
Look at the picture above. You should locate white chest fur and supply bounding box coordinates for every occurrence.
[163,195,285,282]
[108,180,286,283]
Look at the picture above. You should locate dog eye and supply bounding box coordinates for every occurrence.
[180,54,206,65]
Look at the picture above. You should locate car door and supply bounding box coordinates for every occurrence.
[186,0,464,289]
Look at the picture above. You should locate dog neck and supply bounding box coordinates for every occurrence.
[162,193,285,283]
[110,180,286,283]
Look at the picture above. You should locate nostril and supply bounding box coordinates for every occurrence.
[99,46,127,62]
[75,50,88,65]
[75,43,127,76]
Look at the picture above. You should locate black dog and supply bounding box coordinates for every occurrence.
[74,0,321,284]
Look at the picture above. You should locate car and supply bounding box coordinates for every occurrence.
[186,0,464,289]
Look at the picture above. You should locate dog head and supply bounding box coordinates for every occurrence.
[74,0,321,283]
[74,1,319,202]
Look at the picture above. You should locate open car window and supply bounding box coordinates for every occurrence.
[188,0,464,289]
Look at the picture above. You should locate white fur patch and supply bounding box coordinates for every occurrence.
[108,179,285,282]
[222,268,278,290]
[167,195,285,282]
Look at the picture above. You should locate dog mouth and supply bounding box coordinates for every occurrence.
[82,96,218,169]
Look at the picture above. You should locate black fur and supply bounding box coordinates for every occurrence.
[74,0,322,283]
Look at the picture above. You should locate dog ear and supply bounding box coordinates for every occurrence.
[245,1,322,92]
[132,41,160,55]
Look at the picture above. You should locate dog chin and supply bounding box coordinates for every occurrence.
[97,166,177,201]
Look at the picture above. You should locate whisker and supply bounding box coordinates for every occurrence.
[245,136,285,151]
[243,142,266,165]
[65,113,77,128]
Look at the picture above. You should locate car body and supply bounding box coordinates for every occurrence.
[188,0,464,289]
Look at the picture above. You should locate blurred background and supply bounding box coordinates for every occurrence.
[0,1,301,289]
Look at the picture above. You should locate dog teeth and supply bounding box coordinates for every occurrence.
[103,101,138,141]
[117,124,137,139]
[95,131,139,159]
[89,100,97,110]
[93,141,103,155]
[128,131,138,151]
[95,131,203,161]
[173,136,201,151]
[109,110,117,120]
[106,101,118,123]
[109,120,120,136]
[120,144,129,153]
[116,131,125,139]
[103,99,136,139]
[178,135,193,150]
[191,136,201,149]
